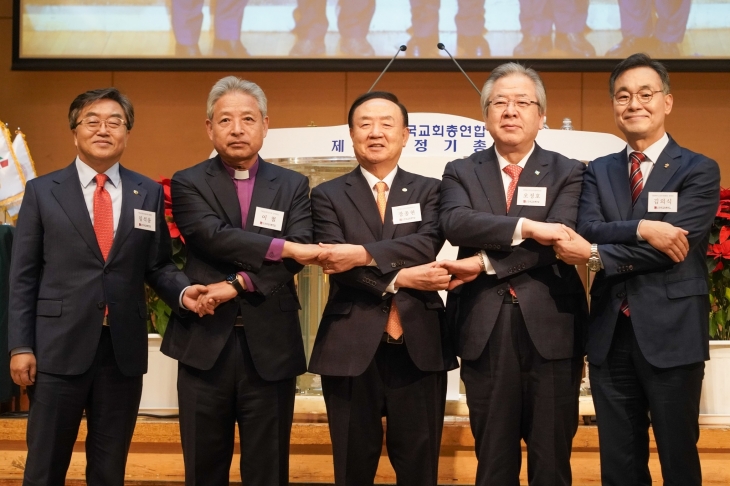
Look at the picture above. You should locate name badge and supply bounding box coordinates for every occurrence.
[392,203,422,224]
[134,209,156,232]
[253,207,285,231]
[516,187,547,206]
[648,192,678,212]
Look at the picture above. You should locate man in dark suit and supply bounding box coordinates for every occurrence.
[8,87,208,486]
[438,63,588,486]
[605,0,689,57]
[308,91,456,486]
[161,76,319,486]
[554,53,720,486]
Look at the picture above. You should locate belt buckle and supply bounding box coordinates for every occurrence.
[386,333,403,344]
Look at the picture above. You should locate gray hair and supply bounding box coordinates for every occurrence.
[206,76,268,119]
[480,63,547,117]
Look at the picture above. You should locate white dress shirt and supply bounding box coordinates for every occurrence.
[76,157,123,235]
[479,144,534,274]
[360,165,400,293]
[628,132,669,240]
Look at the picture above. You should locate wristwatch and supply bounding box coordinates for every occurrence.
[226,273,245,294]
[587,244,601,272]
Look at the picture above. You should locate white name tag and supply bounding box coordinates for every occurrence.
[516,187,547,206]
[392,203,422,224]
[253,207,285,231]
[134,209,156,232]
[648,192,678,212]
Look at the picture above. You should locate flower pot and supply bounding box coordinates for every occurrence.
[139,334,178,416]
[699,340,730,424]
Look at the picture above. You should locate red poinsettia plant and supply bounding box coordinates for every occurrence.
[706,188,730,340]
[146,178,187,336]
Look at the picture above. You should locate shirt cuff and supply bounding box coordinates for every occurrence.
[179,286,190,310]
[481,250,496,275]
[238,272,255,292]
[636,220,646,241]
[385,271,400,294]
[11,347,33,356]
[367,258,377,267]
[512,218,525,245]
[266,238,286,261]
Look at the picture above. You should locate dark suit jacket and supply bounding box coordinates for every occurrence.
[8,163,189,377]
[308,167,457,377]
[440,144,588,361]
[578,136,720,368]
[161,156,311,381]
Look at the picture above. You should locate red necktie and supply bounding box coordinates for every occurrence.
[621,152,646,317]
[504,164,523,212]
[629,151,646,206]
[94,173,114,260]
[376,182,403,340]
[503,165,523,299]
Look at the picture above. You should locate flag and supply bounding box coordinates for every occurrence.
[12,130,37,183]
[0,121,26,208]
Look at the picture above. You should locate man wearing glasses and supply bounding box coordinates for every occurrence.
[438,62,588,486]
[8,87,209,485]
[554,53,720,486]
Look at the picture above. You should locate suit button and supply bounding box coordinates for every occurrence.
[382,307,389,313]
[391,263,397,268]
[617,291,626,298]
[628,265,634,271]
[234,261,243,268]
[497,289,505,296]
[97,301,106,309]
[103,268,110,274]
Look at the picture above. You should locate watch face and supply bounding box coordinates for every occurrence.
[226,274,236,284]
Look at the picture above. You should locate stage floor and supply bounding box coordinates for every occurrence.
[0,414,729,484]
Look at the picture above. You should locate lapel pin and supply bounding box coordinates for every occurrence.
[535,170,540,175]
[402,188,407,192]
[664,163,669,168]
[133,190,139,195]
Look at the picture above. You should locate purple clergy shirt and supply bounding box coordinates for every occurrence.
[223,158,285,292]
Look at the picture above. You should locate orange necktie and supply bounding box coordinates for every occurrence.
[376,182,403,340]
[503,165,523,299]
[94,173,114,260]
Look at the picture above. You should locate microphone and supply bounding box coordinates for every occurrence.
[437,43,481,97]
[368,45,407,93]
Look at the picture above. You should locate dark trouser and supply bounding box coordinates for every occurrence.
[461,301,582,486]
[322,340,447,486]
[590,314,704,486]
[177,328,296,486]
[293,0,375,41]
[23,327,143,486]
[408,0,486,38]
[518,0,589,36]
[171,0,248,44]
[617,0,691,42]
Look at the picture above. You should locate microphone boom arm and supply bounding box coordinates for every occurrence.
[437,43,482,97]
[368,45,407,92]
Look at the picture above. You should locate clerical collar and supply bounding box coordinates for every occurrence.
[222,158,259,180]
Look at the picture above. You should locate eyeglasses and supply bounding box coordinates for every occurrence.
[613,89,664,106]
[76,117,127,131]
[486,97,540,111]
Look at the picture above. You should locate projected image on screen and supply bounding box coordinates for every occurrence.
[17,0,730,60]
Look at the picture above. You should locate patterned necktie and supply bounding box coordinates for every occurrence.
[502,165,523,299]
[629,151,646,206]
[503,164,523,212]
[376,181,403,340]
[94,173,114,260]
[621,152,647,317]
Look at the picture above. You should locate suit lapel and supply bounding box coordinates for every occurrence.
[383,169,416,240]
[51,163,104,264]
[106,166,147,264]
[606,151,633,220]
[631,138,682,218]
[345,168,383,240]
[507,144,550,218]
[245,160,281,234]
[474,146,508,216]
[205,156,242,228]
